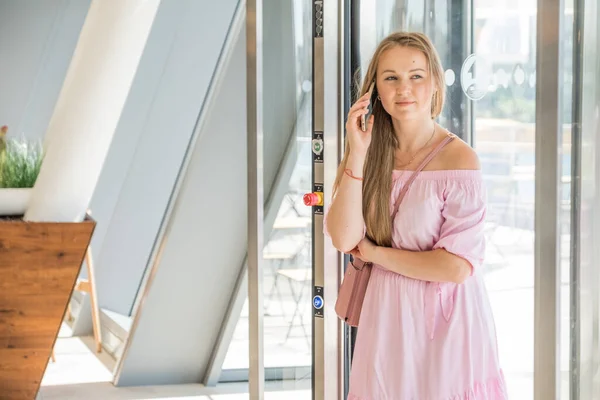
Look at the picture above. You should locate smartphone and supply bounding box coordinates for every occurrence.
[361,81,376,132]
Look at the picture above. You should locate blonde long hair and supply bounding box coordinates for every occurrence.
[333,32,446,247]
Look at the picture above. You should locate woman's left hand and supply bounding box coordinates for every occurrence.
[349,237,379,263]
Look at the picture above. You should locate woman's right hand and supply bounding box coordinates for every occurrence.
[345,92,374,157]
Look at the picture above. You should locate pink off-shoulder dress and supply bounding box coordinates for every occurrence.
[328,169,507,400]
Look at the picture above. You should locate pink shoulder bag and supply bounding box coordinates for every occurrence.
[334,133,455,326]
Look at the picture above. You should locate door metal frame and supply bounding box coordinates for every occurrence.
[343,1,355,398]
[534,0,565,398]
[447,0,473,145]
[569,0,584,396]
[312,1,344,400]
[247,0,265,398]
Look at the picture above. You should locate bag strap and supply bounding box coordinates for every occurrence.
[390,132,455,220]
[351,132,455,266]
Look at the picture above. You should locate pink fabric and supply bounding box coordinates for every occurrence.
[326,169,507,399]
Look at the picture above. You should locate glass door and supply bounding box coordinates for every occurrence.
[345,0,572,398]
[223,0,315,395]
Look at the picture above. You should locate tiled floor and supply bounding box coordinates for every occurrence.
[39,382,310,400]
[38,325,310,400]
[42,334,115,387]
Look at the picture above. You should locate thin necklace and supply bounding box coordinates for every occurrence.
[395,124,436,170]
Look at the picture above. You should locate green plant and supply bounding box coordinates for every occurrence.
[0,137,44,188]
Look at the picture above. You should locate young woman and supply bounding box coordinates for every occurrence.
[325,32,507,399]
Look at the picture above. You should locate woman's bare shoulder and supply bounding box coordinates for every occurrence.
[436,135,481,170]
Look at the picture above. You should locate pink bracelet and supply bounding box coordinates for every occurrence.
[344,169,363,181]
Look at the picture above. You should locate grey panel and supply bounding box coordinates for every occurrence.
[116,15,247,387]
[114,0,299,385]
[88,0,241,317]
[0,0,90,140]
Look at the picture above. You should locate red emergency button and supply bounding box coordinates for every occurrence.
[303,192,323,207]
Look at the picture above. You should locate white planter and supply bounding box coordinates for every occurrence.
[0,188,32,216]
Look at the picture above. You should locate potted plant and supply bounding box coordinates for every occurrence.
[0,125,44,216]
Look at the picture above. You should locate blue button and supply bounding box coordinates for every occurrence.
[313,295,324,309]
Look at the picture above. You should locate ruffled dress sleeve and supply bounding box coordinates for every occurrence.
[432,175,487,275]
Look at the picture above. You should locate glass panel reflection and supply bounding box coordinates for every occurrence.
[221,0,312,393]
[471,1,552,398]
[574,0,600,397]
